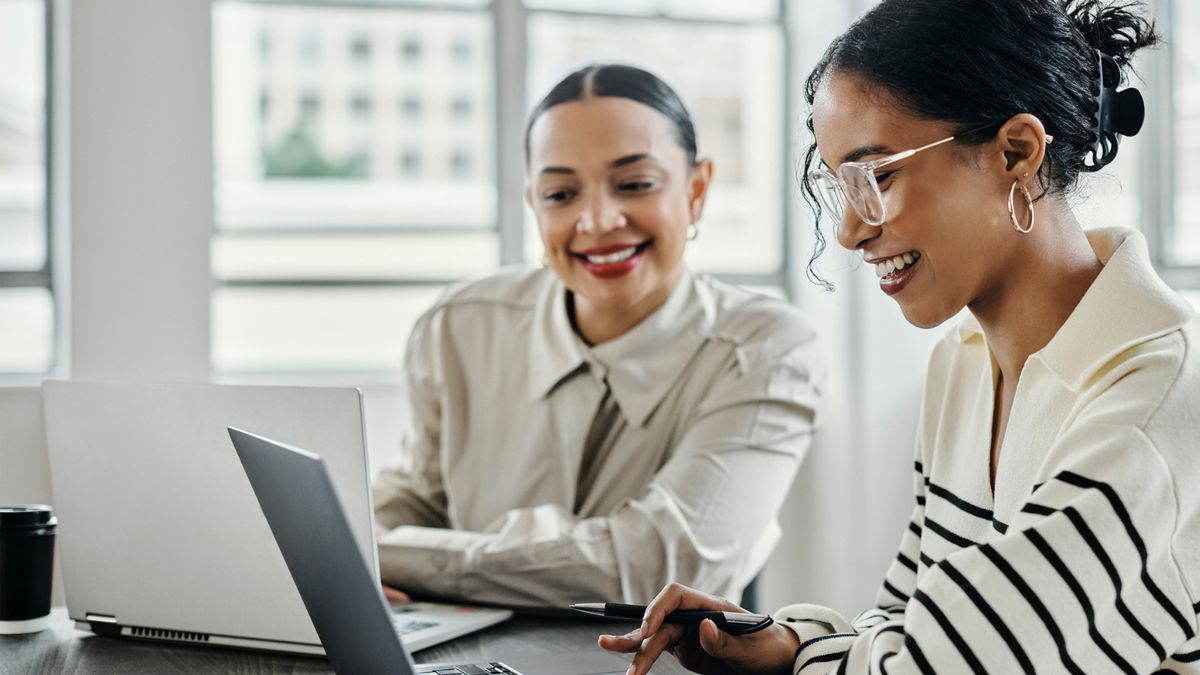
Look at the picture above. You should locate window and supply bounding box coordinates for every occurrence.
[450,35,472,63]
[449,148,472,178]
[213,1,496,371]
[350,33,371,62]
[450,95,472,120]
[400,35,422,63]
[400,93,422,118]
[298,90,320,118]
[350,92,372,119]
[298,30,320,63]
[211,0,785,374]
[1171,0,1199,265]
[526,12,784,275]
[0,0,53,374]
[399,148,421,177]
[258,29,271,62]
[1129,0,1200,293]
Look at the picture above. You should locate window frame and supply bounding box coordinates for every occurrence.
[210,0,795,374]
[0,0,56,378]
[1143,0,1199,291]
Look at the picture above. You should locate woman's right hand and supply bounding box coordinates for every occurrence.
[597,583,799,675]
[382,584,411,604]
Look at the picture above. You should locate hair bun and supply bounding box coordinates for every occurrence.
[1063,0,1160,68]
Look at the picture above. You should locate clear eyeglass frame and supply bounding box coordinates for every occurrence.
[808,127,1053,227]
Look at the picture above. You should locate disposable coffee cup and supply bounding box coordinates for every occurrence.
[0,505,57,634]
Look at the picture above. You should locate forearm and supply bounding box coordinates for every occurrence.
[376,487,769,607]
[372,467,450,530]
[376,510,624,606]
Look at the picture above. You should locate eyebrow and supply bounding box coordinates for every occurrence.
[841,144,893,164]
[537,153,657,177]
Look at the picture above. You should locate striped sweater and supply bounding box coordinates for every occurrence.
[776,228,1200,674]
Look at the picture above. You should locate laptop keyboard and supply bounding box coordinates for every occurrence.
[421,663,518,674]
[391,618,440,635]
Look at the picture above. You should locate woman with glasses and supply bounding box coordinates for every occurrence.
[371,64,825,608]
[602,1,1200,673]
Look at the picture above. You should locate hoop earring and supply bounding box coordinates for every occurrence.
[686,223,699,241]
[1007,174,1035,234]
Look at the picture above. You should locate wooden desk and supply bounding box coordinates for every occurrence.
[0,609,689,674]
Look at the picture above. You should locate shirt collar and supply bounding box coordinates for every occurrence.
[953,228,1196,390]
[527,269,715,427]
[527,272,588,404]
[589,269,712,427]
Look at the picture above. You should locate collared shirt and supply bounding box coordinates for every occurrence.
[777,228,1200,673]
[372,266,825,606]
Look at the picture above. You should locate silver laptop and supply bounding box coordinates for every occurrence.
[42,380,510,655]
[229,426,637,675]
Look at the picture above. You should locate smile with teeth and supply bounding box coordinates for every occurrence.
[576,241,651,265]
[875,251,921,278]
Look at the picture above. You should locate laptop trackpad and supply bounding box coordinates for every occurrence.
[503,651,643,675]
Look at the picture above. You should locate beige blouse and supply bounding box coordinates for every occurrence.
[373,266,825,606]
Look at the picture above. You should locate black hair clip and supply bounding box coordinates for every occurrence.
[1083,50,1146,172]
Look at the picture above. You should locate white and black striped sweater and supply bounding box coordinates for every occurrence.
[776,229,1200,674]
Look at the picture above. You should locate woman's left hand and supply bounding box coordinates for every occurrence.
[597,583,799,675]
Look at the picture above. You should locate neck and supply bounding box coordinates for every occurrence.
[570,270,683,346]
[969,202,1103,386]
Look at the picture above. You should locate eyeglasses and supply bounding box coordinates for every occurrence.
[808,128,1054,227]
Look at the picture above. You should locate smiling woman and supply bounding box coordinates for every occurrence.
[602,2,1200,674]
[369,64,826,608]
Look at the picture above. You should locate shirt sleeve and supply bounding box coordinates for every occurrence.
[779,422,1197,674]
[372,310,452,532]
[375,329,825,606]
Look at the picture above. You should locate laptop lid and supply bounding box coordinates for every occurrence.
[229,426,417,674]
[42,380,374,651]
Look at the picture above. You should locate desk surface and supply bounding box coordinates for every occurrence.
[0,609,689,675]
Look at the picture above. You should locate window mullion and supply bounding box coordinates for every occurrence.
[495,0,527,266]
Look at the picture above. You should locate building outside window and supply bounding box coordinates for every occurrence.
[350,92,372,119]
[204,0,1198,376]
[211,0,793,372]
[350,33,371,62]
[450,95,472,120]
[0,0,53,375]
[400,34,422,63]
[400,93,421,118]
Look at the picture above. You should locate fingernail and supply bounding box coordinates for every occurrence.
[625,667,634,675]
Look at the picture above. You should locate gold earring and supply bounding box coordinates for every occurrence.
[686,223,699,241]
[1007,172,1035,234]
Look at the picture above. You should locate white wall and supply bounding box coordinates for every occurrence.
[66,0,213,382]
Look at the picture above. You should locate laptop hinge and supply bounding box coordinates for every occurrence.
[85,612,122,637]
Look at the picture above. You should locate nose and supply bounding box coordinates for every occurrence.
[577,190,627,234]
[834,206,878,253]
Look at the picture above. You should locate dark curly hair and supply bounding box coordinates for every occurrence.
[801,0,1160,289]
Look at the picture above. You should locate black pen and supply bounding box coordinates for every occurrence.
[569,602,773,635]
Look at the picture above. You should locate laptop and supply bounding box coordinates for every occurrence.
[229,426,639,675]
[42,380,510,655]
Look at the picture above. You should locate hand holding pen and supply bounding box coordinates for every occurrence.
[594,583,801,675]
[571,603,773,636]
